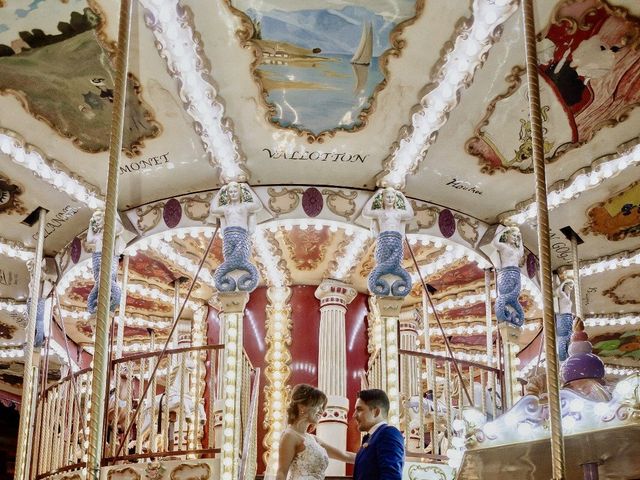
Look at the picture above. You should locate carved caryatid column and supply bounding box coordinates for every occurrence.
[491,225,525,409]
[315,279,356,476]
[362,188,414,429]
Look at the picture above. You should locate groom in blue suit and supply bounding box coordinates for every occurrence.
[353,389,405,480]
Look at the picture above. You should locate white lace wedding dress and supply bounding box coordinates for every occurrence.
[287,433,329,480]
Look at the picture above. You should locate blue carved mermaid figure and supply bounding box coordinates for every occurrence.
[209,182,262,293]
[363,187,414,297]
[86,209,123,315]
[492,226,525,328]
[555,278,575,361]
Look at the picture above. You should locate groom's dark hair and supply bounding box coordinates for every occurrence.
[357,389,390,416]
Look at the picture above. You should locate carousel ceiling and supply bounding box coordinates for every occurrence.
[1,0,639,389]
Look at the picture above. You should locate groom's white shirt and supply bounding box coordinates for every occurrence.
[366,420,387,436]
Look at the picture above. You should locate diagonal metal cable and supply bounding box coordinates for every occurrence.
[113,223,219,459]
[405,239,472,406]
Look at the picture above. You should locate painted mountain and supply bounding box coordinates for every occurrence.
[230,1,421,136]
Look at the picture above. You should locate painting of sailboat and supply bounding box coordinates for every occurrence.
[227,0,422,136]
[351,22,373,66]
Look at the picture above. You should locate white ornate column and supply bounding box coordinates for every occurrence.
[376,297,403,428]
[315,279,356,476]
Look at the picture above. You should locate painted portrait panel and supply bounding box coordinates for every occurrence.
[0,0,160,154]
[466,0,640,173]
[226,0,423,138]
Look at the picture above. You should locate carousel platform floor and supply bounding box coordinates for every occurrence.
[458,424,640,480]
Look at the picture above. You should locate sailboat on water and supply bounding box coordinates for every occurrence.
[351,21,373,66]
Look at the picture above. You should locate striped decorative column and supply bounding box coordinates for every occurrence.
[315,279,356,476]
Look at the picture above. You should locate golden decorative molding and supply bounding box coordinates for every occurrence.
[267,187,303,216]
[321,189,357,222]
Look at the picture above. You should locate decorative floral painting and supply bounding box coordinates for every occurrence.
[585,181,640,241]
[593,330,640,360]
[227,0,423,137]
[466,0,640,173]
[0,0,160,154]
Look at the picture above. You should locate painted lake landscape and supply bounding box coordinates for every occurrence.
[230,0,420,135]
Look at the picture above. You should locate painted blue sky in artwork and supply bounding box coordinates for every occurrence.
[244,4,417,57]
[0,0,85,45]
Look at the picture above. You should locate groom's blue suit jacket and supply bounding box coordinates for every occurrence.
[353,424,405,480]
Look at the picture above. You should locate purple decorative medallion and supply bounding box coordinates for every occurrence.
[438,209,456,238]
[70,237,82,264]
[527,252,537,278]
[163,198,182,228]
[302,187,323,217]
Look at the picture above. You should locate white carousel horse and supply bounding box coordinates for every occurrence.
[136,353,206,450]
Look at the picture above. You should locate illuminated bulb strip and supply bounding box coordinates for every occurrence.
[0,237,34,262]
[381,0,519,187]
[263,287,292,476]
[220,311,241,480]
[0,348,24,358]
[0,299,27,314]
[585,314,640,328]
[411,245,469,281]
[384,316,401,427]
[408,233,492,269]
[579,249,640,277]
[504,144,640,224]
[61,308,172,329]
[57,262,201,311]
[332,229,371,280]
[254,227,287,288]
[521,276,543,310]
[425,349,499,365]
[605,366,640,376]
[0,131,103,209]
[139,0,245,181]
[131,238,216,287]
[428,320,540,336]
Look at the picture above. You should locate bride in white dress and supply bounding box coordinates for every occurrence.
[276,384,355,480]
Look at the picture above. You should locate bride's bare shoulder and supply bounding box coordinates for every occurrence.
[281,427,305,447]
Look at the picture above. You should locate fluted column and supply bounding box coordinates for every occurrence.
[217,292,249,480]
[376,297,403,429]
[315,279,356,476]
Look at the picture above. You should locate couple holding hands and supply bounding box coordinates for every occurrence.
[275,385,405,480]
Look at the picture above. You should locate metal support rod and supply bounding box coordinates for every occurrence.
[113,226,218,460]
[522,0,566,478]
[405,239,473,406]
[581,462,600,480]
[571,235,583,320]
[484,269,493,360]
[14,207,46,480]
[115,255,129,358]
[85,0,133,475]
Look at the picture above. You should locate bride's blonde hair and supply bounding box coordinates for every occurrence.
[286,384,327,424]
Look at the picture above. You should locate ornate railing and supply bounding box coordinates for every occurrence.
[31,344,259,477]
[397,349,504,456]
[103,344,223,464]
[32,368,93,479]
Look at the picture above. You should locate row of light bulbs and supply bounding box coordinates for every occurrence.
[382,0,519,187]
[139,0,244,181]
[425,320,540,337]
[0,237,33,262]
[0,131,103,209]
[505,144,640,225]
[579,249,640,277]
